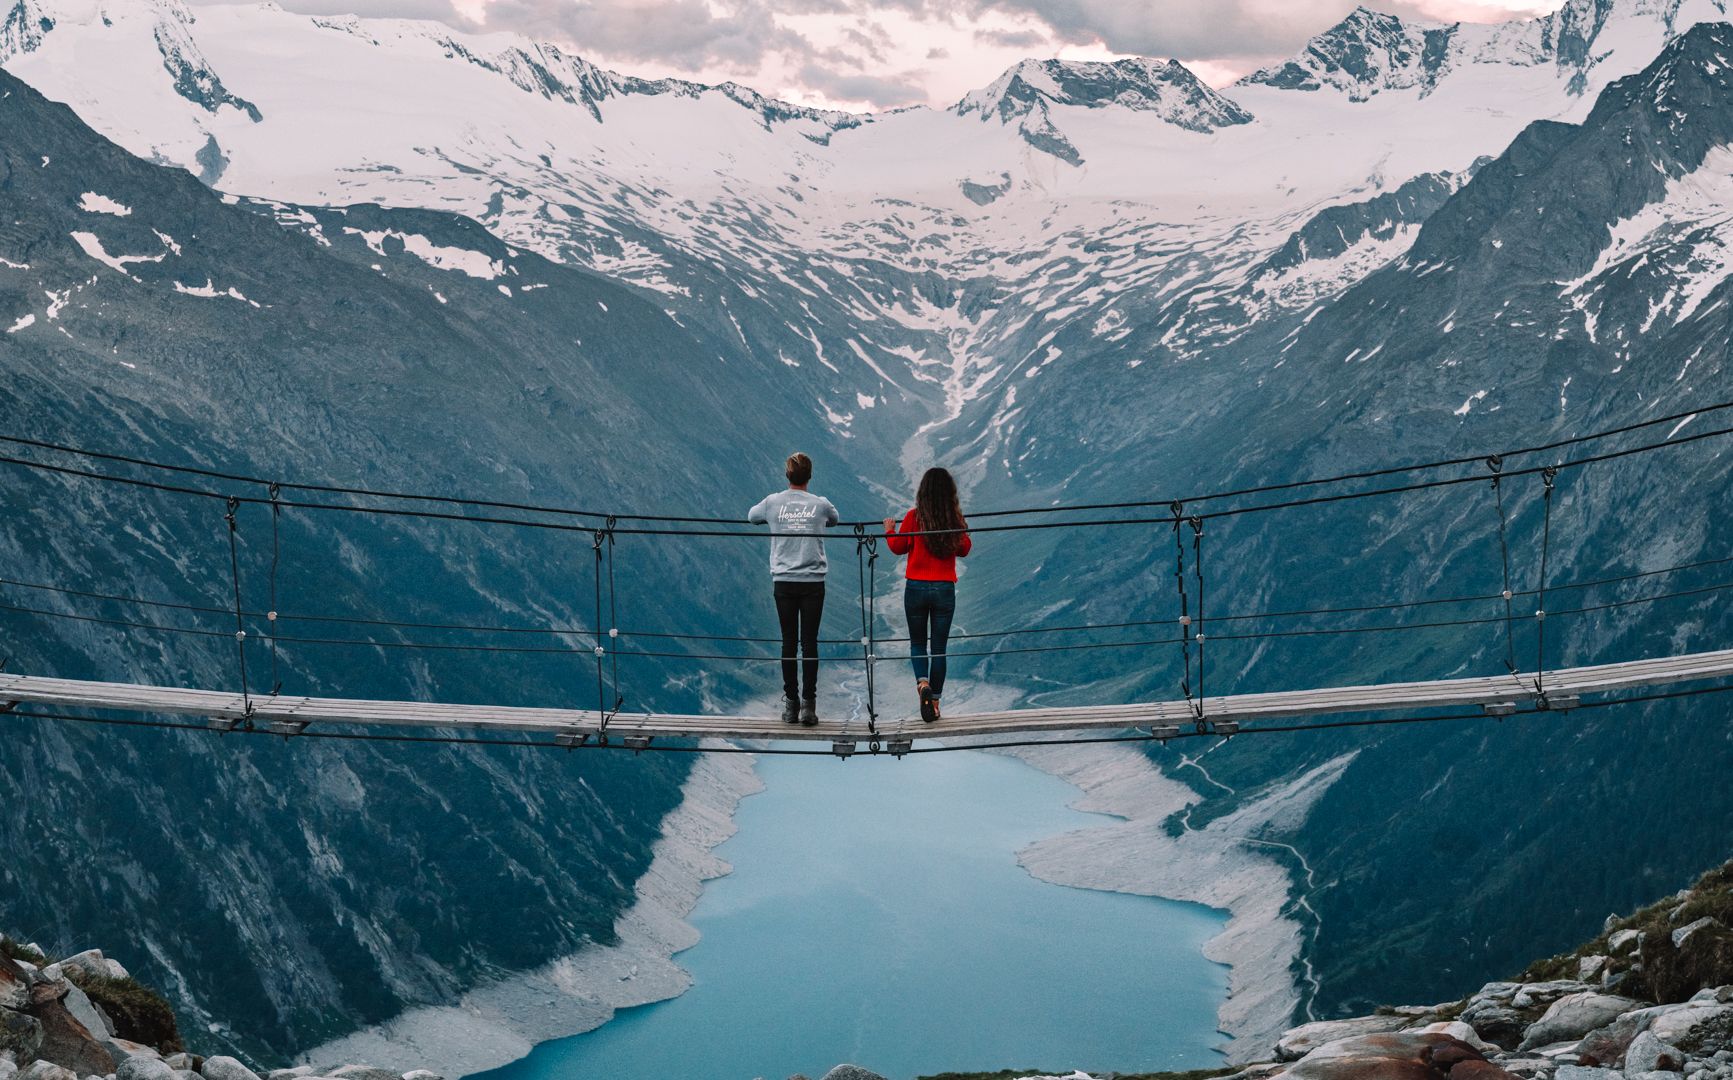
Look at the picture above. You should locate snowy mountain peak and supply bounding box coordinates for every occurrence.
[1240,7,1454,101]
[955,56,1253,132]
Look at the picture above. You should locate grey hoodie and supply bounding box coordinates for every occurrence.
[747,489,840,582]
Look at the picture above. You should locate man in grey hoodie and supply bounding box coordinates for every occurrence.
[747,452,839,726]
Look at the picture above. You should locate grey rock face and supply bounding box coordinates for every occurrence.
[15,1063,75,1080]
[1522,994,1648,1050]
[818,1068,887,1080]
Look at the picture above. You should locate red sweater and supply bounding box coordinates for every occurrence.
[885,509,971,581]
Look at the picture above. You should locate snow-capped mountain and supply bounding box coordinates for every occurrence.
[1241,0,1729,101]
[10,0,1733,1057]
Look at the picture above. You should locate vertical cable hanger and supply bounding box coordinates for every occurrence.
[1486,456,1520,679]
[604,515,623,717]
[1190,513,1206,727]
[222,496,254,728]
[1171,501,1202,731]
[265,482,283,697]
[853,524,879,744]
[590,524,621,739]
[1533,465,1560,704]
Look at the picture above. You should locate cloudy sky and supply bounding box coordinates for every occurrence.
[253,0,1565,110]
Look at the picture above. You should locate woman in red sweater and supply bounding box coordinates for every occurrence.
[883,467,971,722]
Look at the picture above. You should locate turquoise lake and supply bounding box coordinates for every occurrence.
[473,747,1229,1080]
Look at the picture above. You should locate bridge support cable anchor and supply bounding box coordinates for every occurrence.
[555,730,591,750]
[221,496,255,728]
[1533,466,1560,705]
[853,525,880,737]
[832,739,857,760]
[1486,456,1521,678]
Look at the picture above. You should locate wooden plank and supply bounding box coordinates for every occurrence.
[4,645,1733,745]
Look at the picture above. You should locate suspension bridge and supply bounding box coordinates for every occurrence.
[2,400,1733,759]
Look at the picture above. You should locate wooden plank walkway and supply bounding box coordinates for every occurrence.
[4,645,1733,750]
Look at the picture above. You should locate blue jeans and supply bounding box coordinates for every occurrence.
[904,580,956,695]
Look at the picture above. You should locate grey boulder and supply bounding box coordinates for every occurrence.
[115,1056,175,1080]
[1514,981,1595,1009]
[200,1058,263,1080]
[1276,1014,1410,1060]
[326,1068,399,1080]
[1522,994,1647,1050]
[1625,1031,1685,1074]
[16,1064,76,1080]
[265,1070,313,1080]
[1649,1004,1733,1046]
[400,1072,442,1080]
[819,1068,887,1080]
[61,985,113,1042]
[1673,918,1723,950]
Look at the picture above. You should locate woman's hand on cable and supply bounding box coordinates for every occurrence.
[883,516,897,533]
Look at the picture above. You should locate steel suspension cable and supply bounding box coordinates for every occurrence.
[4,414,1731,540]
[5,395,1732,527]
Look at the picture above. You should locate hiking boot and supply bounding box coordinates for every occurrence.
[799,698,819,726]
[918,680,937,724]
[781,696,800,725]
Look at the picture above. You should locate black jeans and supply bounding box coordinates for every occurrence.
[773,580,825,702]
[904,580,956,695]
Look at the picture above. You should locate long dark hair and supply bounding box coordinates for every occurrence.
[914,467,966,559]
